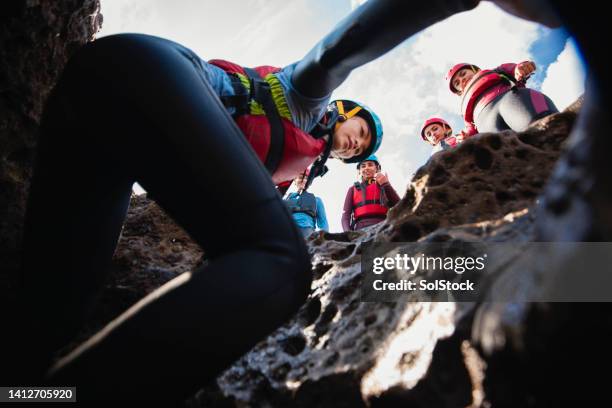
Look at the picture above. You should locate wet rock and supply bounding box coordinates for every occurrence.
[56,194,204,355]
[0,0,102,308]
[382,104,577,243]
[469,92,612,407]
[2,6,604,406]
[186,104,579,407]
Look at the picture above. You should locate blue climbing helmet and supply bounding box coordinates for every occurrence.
[304,100,383,191]
[329,99,384,164]
[356,154,381,170]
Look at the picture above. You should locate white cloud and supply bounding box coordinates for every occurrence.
[99,0,337,66]
[350,0,368,9]
[540,39,586,110]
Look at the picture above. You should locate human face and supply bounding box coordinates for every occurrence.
[359,160,378,181]
[330,116,372,160]
[423,123,448,146]
[452,68,476,95]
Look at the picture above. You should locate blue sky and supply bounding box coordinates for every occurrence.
[527,26,570,88]
[99,0,586,232]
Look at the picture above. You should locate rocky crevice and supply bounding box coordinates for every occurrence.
[2,4,609,407]
[0,0,102,305]
[185,103,580,407]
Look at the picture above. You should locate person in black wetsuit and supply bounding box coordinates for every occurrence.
[2,0,482,404]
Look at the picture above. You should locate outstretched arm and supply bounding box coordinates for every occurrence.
[292,0,480,98]
[382,182,401,207]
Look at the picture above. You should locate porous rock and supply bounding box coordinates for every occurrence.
[0,0,102,306]
[188,103,580,407]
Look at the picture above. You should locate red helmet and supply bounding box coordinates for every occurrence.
[420,117,451,140]
[445,63,479,94]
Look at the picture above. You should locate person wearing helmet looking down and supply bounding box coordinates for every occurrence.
[4,0,484,404]
[341,155,401,232]
[446,60,558,138]
[284,169,329,238]
[420,117,464,153]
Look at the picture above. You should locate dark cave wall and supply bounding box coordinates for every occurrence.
[0,0,102,298]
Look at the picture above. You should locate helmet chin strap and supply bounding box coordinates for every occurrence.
[456,66,479,95]
[304,134,333,191]
[445,125,453,137]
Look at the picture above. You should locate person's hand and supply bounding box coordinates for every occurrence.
[375,172,389,185]
[515,61,536,82]
[458,130,471,142]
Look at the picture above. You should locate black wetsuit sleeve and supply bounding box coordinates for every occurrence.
[341,186,354,232]
[291,0,480,98]
[381,182,401,207]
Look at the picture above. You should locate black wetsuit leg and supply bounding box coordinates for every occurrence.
[475,87,559,133]
[11,34,311,405]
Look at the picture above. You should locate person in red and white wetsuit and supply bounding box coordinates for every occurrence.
[446,61,558,137]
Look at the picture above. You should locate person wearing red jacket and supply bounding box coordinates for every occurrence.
[420,117,464,153]
[341,155,401,231]
[446,61,558,137]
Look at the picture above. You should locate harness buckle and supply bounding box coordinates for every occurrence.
[219,74,251,116]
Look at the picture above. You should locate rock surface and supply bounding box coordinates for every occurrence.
[3,4,609,407]
[186,103,580,407]
[43,99,578,406]
[384,99,579,243]
[0,0,102,305]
